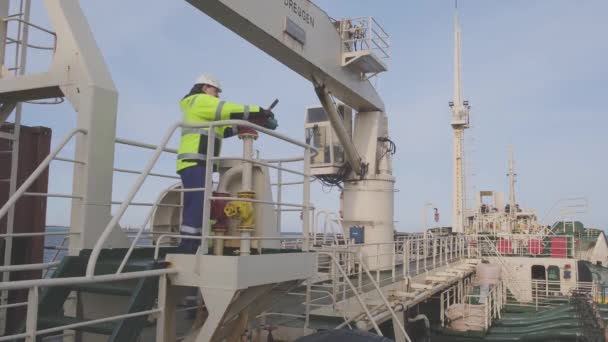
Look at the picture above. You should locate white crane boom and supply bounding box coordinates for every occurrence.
[184,0,385,112]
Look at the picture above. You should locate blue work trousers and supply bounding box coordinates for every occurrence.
[178,164,206,253]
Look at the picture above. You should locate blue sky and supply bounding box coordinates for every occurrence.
[12,1,608,231]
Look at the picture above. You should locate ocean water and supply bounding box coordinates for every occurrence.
[44,226,69,264]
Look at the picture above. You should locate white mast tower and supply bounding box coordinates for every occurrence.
[449,4,470,233]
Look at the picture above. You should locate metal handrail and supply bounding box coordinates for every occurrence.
[316,251,383,336]
[115,185,192,274]
[0,128,87,220]
[357,253,410,341]
[152,234,307,259]
[87,120,315,277]
[0,268,176,291]
[0,261,59,273]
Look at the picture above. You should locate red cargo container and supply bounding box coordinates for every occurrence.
[0,124,51,333]
[498,239,512,254]
[551,237,567,258]
[528,239,543,255]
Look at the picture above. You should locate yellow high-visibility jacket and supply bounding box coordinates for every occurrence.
[177,93,260,172]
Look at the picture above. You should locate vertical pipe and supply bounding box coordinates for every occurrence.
[239,135,254,256]
[213,231,224,256]
[241,136,254,192]
[239,231,251,256]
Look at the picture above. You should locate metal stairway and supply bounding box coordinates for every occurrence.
[480,236,525,300]
[17,248,176,341]
[320,252,410,341]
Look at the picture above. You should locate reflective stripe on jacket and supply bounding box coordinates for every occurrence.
[177,93,260,172]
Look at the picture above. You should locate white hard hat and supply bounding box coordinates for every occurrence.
[195,74,222,92]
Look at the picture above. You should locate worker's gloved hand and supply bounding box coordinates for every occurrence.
[262,109,278,130]
[248,109,278,130]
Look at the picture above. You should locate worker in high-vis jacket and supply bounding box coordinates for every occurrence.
[177,74,278,253]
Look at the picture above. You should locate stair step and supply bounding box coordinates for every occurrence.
[392,290,419,298]
[426,275,450,282]
[70,283,134,296]
[39,315,116,335]
[411,283,433,290]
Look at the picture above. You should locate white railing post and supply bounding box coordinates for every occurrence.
[86,123,179,276]
[432,238,436,269]
[484,300,488,330]
[440,291,445,327]
[302,147,311,251]
[276,161,283,229]
[416,239,420,275]
[304,277,311,332]
[391,242,396,281]
[156,274,170,342]
[358,255,411,342]
[423,234,428,272]
[25,286,38,342]
[200,127,216,255]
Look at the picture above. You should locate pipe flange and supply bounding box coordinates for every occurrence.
[237,191,256,199]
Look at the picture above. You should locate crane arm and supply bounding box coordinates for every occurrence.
[184,0,384,112]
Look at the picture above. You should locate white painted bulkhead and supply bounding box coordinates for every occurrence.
[488,256,579,302]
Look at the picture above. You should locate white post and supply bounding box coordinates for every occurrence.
[403,240,408,279]
[25,286,38,342]
[302,148,311,251]
[432,238,436,269]
[239,133,255,256]
[156,274,176,342]
[304,277,311,332]
[241,135,254,192]
[200,128,216,255]
[423,234,428,272]
[416,239,420,275]
[276,161,283,229]
[440,291,445,327]
[391,242,396,281]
